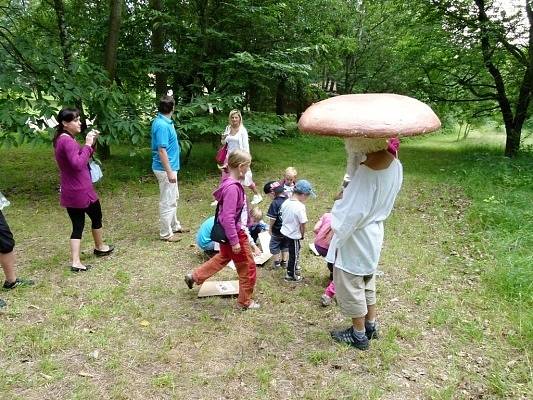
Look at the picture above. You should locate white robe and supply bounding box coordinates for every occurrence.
[326,158,403,275]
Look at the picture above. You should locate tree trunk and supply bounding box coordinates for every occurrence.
[504,127,521,157]
[53,0,71,71]
[247,83,258,111]
[150,0,167,98]
[296,79,304,122]
[104,0,122,82]
[97,0,123,160]
[53,0,86,130]
[275,77,286,116]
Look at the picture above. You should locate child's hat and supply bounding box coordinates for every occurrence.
[294,179,316,197]
[263,181,284,194]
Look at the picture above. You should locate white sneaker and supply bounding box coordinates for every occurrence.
[210,200,218,207]
[238,300,261,310]
[251,194,263,205]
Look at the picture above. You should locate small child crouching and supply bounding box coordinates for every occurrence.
[248,206,268,244]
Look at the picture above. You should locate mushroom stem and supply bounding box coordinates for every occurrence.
[344,140,364,186]
[343,137,388,185]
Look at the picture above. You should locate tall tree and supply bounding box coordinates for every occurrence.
[52,0,86,126]
[104,0,123,82]
[429,0,533,156]
[150,0,167,98]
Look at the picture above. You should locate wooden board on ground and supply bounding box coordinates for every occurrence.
[226,231,272,268]
[198,280,239,297]
[255,231,272,265]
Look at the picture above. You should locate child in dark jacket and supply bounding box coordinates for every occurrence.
[263,181,288,269]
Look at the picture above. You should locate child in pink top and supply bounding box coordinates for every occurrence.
[313,213,336,306]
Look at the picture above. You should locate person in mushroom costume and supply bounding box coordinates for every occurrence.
[299,94,441,350]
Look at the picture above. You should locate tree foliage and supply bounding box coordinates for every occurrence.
[1,0,532,156]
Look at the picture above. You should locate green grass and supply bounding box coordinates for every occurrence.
[0,129,531,399]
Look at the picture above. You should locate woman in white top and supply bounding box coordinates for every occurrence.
[220,110,262,205]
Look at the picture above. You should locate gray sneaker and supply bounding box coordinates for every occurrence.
[330,326,369,350]
[365,321,379,340]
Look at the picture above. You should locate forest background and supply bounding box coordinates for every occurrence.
[1,0,533,158]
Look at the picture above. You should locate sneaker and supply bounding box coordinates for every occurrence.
[365,321,379,340]
[250,194,263,205]
[284,274,303,282]
[320,294,333,307]
[238,300,261,310]
[173,228,191,233]
[210,200,218,207]
[3,277,35,289]
[273,261,281,269]
[0,298,6,308]
[330,326,369,350]
[184,273,195,289]
[280,260,287,268]
[162,235,182,242]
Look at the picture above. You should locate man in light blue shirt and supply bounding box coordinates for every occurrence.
[151,95,188,241]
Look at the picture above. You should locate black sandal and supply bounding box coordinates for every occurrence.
[93,245,115,257]
[71,264,93,272]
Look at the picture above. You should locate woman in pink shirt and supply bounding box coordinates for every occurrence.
[53,108,114,272]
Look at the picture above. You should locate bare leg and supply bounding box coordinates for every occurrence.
[0,251,17,282]
[352,316,365,332]
[70,239,84,268]
[91,228,110,252]
[366,304,376,322]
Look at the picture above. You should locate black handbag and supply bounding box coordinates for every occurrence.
[210,185,245,244]
[210,202,229,243]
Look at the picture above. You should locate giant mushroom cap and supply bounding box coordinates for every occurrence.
[298,93,441,138]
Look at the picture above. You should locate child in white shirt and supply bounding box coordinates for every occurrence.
[280,179,315,281]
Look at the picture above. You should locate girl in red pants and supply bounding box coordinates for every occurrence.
[184,150,259,309]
